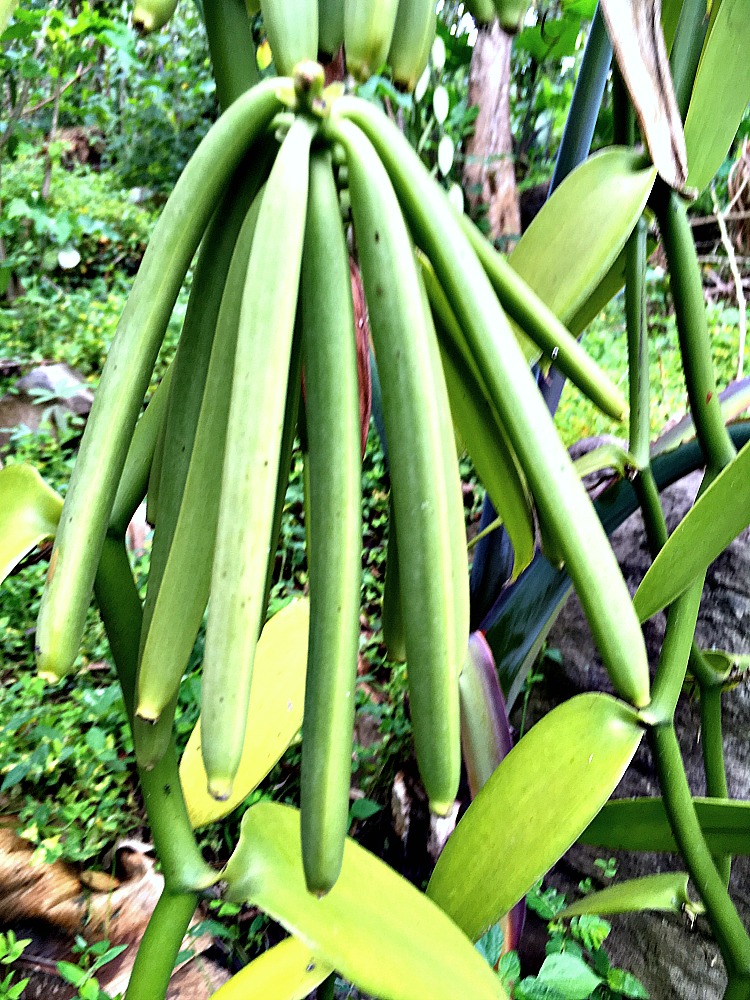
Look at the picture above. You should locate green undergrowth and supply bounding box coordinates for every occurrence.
[556,268,744,446]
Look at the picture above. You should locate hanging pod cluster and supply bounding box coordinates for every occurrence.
[262,0,436,89]
[35,27,650,902]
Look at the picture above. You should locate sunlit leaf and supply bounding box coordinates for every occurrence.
[210,936,331,1000]
[180,599,309,828]
[224,802,506,1000]
[560,872,695,918]
[684,0,750,192]
[634,439,750,621]
[0,464,63,586]
[509,148,657,332]
[427,694,643,941]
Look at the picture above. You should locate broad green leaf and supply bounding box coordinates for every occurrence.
[684,0,750,192]
[224,802,506,1000]
[537,953,603,1000]
[426,694,643,941]
[560,872,694,918]
[580,797,750,855]
[634,439,750,621]
[180,599,309,828]
[509,149,657,332]
[210,936,331,1000]
[0,464,63,585]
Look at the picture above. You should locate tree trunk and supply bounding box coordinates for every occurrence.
[463,21,520,247]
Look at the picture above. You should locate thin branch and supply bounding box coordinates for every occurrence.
[23,62,91,115]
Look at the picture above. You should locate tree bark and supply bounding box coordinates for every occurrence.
[463,21,520,246]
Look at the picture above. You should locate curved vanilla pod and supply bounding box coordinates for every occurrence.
[203,0,260,110]
[132,0,178,33]
[136,152,274,730]
[388,0,436,92]
[36,77,286,682]
[460,213,628,422]
[261,0,318,75]
[344,0,400,82]
[200,116,315,801]
[108,363,174,538]
[318,0,345,58]
[462,0,496,24]
[418,252,535,581]
[94,537,217,895]
[381,495,406,663]
[300,151,362,895]
[145,395,168,528]
[492,0,529,33]
[334,116,464,813]
[333,96,650,709]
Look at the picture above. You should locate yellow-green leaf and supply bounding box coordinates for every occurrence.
[224,802,506,1000]
[426,694,643,941]
[210,936,332,1000]
[0,464,63,585]
[684,0,750,192]
[560,872,695,918]
[634,439,750,622]
[0,0,19,33]
[180,599,309,828]
[509,148,657,331]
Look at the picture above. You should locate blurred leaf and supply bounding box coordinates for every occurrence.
[224,802,506,1000]
[509,149,657,334]
[634,438,750,621]
[580,797,750,855]
[180,599,309,828]
[538,952,603,999]
[0,464,62,585]
[0,0,19,35]
[560,872,694,917]
[427,694,643,941]
[210,936,332,1000]
[684,0,750,192]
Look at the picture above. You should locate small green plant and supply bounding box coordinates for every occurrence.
[56,935,127,1000]
[0,931,31,1000]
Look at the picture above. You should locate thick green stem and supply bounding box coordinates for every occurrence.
[94,537,216,894]
[724,976,750,1000]
[633,468,668,553]
[653,181,736,474]
[650,725,750,985]
[549,5,612,194]
[612,67,635,148]
[669,0,708,120]
[626,218,650,469]
[124,888,198,1000]
[646,576,704,725]
[700,681,731,885]
[203,0,260,112]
